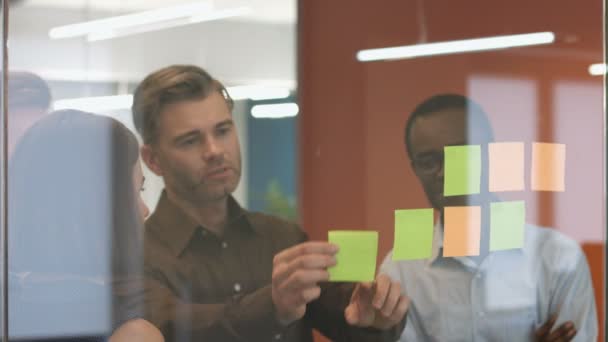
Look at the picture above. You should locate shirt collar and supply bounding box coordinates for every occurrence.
[427,220,444,266]
[148,191,256,257]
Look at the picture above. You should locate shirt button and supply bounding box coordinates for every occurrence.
[221,241,228,249]
[234,283,241,292]
[274,333,282,340]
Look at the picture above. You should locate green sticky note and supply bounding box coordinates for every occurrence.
[490,201,526,251]
[393,209,434,260]
[328,231,378,282]
[444,145,482,196]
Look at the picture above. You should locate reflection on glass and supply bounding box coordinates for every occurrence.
[297,1,607,340]
[7,0,298,340]
[380,94,598,341]
[0,2,5,341]
[8,110,144,340]
[7,71,51,158]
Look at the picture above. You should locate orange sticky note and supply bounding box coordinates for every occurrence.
[443,206,481,257]
[531,143,566,192]
[489,142,525,192]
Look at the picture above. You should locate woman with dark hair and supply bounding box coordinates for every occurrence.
[8,109,162,341]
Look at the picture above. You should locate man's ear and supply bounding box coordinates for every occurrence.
[141,144,163,177]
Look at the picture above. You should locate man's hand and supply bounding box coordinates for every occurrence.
[272,242,338,325]
[344,273,409,330]
[535,314,577,342]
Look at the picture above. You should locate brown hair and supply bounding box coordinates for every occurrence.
[132,65,234,144]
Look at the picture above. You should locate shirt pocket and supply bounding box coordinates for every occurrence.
[438,304,472,342]
[509,307,536,337]
[484,306,536,341]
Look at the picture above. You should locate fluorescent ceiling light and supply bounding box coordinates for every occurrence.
[251,103,299,119]
[36,69,140,82]
[356,32,556,62]
[53,86,293,113]
[588,63,606,76]
[227,85,290,101]
[86,19,196,41]
[54,95,133,112]
[50,2,212,39]
[49,2,249,41]
[190,6,251,23]
[87,6,251,41]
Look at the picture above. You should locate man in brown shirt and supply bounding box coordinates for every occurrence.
[130,65,409,341]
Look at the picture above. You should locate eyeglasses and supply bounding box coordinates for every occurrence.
[411,152,444,175]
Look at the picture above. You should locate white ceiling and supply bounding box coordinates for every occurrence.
[17,0,296,24]
[9,0,297,86]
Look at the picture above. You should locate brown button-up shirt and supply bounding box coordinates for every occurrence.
[133,191,403,341]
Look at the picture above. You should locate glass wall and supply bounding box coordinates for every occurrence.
[1,0,606,341]
[1,2,7,342]
[299,0,606,341]
[4,0,297,340]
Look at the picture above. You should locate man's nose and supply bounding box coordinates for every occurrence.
[436,163,445,178]
[141,201,150,219]
[203,137,223,160]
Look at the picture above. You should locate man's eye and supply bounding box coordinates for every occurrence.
[415,155,442,171]
[419,161,434,169]
[181,138,197,146]
[419,157,434,165]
